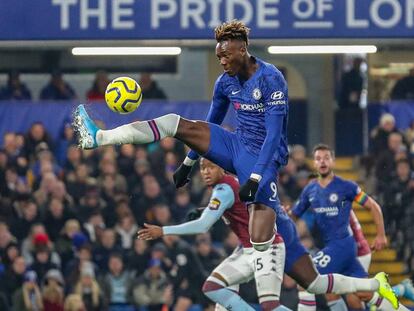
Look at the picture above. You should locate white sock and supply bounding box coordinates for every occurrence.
[298,291,316,311]
[369,292,410,311]
[96,113,180,146]
[328,298,348,311]
[307,274,379,295]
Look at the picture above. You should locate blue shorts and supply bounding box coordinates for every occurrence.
[204,123,280,211]
[313,236,367,278]
[277,216,309,273]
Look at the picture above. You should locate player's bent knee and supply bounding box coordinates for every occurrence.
[251,234,275,252]
[202,275,227,294]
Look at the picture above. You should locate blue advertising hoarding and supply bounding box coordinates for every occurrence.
[0,0,413,40]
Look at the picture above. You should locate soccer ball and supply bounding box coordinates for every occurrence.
[105,77,143,114]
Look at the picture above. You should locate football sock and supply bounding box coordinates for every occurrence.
[96,113,180,146]
[328,298,348,311]
[369,292,409,311]
[297,292,316,311]
[203,283,254,311]
[307,274,378,294]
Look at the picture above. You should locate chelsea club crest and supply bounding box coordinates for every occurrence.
[329,193,338,203]
[252,88,262,100]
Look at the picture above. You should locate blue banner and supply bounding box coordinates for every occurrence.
[0,0,413,40]
[0,100,308,147]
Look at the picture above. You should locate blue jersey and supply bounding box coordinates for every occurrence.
[292,176,362,243]
[189,56,288,176]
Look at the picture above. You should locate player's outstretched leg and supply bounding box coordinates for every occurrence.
[288,255,399,309]
[73,104,211,154]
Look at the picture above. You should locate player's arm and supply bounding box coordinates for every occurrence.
[239,72,288,201]
[137,183,235,240]
[174,77,230,187]
[353,189,387,251]
[289,187,311,221]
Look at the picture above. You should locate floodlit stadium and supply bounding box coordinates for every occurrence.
[0,1,413,311]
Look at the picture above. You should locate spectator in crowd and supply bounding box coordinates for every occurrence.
[93,228,123,272]
[11,200,42,240]
[126,239,150,277]
[405,119,414,156]
[56,122,77,167]
[0,222,18,262]
[1,256,27,305]
[44,198,76,241]
[194,233,223,273]
[2,241,20,269]
[114,213,138,250]
[339,57,364,109]
[40,71,77,100]
[73,262,107,311]
[391,68,414,100]
[82,211,105,244]
[100,253,134,308]
[117,145,136,178]
[139,73,167,100]
[42,269,65,311]
[24,122,54,162]
[63,294,86,311]
[86,71,110,101]
[0,70,31,100]
[383,159,414,227]
[161,234,207,310]
[375,132,406,191]
[171,188,195,223]
[29,242,60,284]
[132,174,166,224]
[2,132,28,175]
[12,270,44,311]
[290,144,311,172]
[370,113,402,156]
[129,258,172,311]
[66,163,95,203]
[55,219,82,270]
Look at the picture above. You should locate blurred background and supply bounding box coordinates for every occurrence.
[0,1,413,310]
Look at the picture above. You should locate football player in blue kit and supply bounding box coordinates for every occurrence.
[74,20,398,309]
[75,20,288,255]
[290,144,406,311]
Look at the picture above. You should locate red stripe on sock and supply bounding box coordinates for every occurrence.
[148,120,160,141]
[327,274,334,293]
[299,300,317,306]
[261,301,280,311]
[202,281,223,293]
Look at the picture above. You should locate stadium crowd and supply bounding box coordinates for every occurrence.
[0,109,413,310]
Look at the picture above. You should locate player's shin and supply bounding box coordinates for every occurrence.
[202,277,254,311]
[306,274,378,295]
[297,292,316,311]
[254,242,285,311]
[96,114,180,146]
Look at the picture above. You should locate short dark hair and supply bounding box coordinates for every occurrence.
[312,144,335,158]
[215,20,250,45]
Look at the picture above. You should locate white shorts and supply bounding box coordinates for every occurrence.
[212,242,286,297]
[357,253,372,273]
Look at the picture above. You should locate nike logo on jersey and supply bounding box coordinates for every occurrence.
[231,90,241,95]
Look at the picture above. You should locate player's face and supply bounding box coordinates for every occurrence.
[313,150,334,177]
[200,158,224,186]
[216,40,246,76]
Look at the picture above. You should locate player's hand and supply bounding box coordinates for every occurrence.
[371,234,388,251]
[137,223,163,240]
[173,163,193,188]
[239,178,259,202]
[185,207,204,221]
